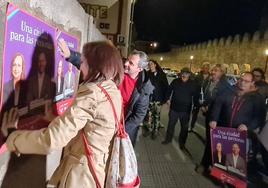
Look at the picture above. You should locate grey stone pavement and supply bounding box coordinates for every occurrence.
[135,104,220,188]
[135,102,268,188]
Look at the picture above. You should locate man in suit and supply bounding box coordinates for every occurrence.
[63,63,75,98]
[226,143,246,174]
[56,60,64,96]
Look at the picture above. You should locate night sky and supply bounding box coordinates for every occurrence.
[134,0,268,51]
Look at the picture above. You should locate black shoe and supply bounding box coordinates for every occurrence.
[142,130,151,137]
[179,143,185,149]
[195,164,205,174]
[161,140,171,145]
[151,131,159,140]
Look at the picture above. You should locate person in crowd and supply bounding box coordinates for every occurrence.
[190,62,210,131]
[162,67,198,150]
[210,72,266,131]
[27,51,55,101]
[143,59,169,139]
[119,50,154,146]
[58,39,153,147]
[55,60,64,96]
[252,67,268,109]
[248,68,268,167]
[209,72,266,176]
[1,41,124,188]
[196,64,233,173]
[213,143,226,166]
[226,143,246,174]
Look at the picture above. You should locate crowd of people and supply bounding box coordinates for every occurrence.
[1,38,268,187]
[144,58,268,181]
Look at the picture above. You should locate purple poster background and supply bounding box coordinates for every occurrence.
[1,3,56,112]
[55,30,78,76]
[53,30,79,103]
[0,3,80,123]
[2,5,55,85]
[211,127,247,177]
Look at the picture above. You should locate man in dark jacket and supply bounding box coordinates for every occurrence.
[210,72,266,131]
[252,67,268,109]
[196,64,234,173]
[209,72,267,176]
[119,50,154,146]
[190,62,210,131]
[162,67,198,149]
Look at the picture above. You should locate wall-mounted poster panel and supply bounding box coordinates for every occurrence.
[54,30,80,115]
[0,3,80,187]
[210,127,247,188]
[0,3,79,152]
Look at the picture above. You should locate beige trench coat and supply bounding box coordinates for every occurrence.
[6,80,122,188]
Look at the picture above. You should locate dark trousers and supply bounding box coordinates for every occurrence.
[126,125,139,147]
[201,115,212,169]
[165,110,190,146]
[190,107,200,129]
[260,143,268,172]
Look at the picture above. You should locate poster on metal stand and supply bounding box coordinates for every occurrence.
[210,127,247,188]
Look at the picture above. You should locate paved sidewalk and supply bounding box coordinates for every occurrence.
[135,128,220,188]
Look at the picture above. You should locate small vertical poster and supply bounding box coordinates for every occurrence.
[210,127,247,188]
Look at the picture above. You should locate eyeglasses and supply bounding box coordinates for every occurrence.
[181,73,190,77]
[239,78,252,83]
[253,74,262,78]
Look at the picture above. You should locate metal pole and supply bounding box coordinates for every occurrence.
[265,55,268,73]
[190,60,193,72]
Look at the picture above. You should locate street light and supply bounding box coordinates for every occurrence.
[265,49,268,73]
[190,55,194,71]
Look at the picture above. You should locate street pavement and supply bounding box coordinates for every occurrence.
[135,102,268,188]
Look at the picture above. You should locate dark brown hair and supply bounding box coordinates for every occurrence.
[82,41,124,86]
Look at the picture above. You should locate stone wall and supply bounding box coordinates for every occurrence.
[1,0,105,50]
[150,30,268,75]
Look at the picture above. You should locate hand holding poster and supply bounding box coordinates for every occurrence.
[210,127,247,188]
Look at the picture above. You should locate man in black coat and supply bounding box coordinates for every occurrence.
[162,67,198,149]
[210,72,266,131]
[190,62,210,131]
[196,64,234,173]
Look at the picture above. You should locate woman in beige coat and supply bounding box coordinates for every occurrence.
[2,41,124,187]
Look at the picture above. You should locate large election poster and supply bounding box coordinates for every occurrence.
[210,127,247,188]
[0,3,80,186]
[0,3,79,151]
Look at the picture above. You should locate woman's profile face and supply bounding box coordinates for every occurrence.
[80,54,89,80]
[12,55,23,80]
[149,61,156,72]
